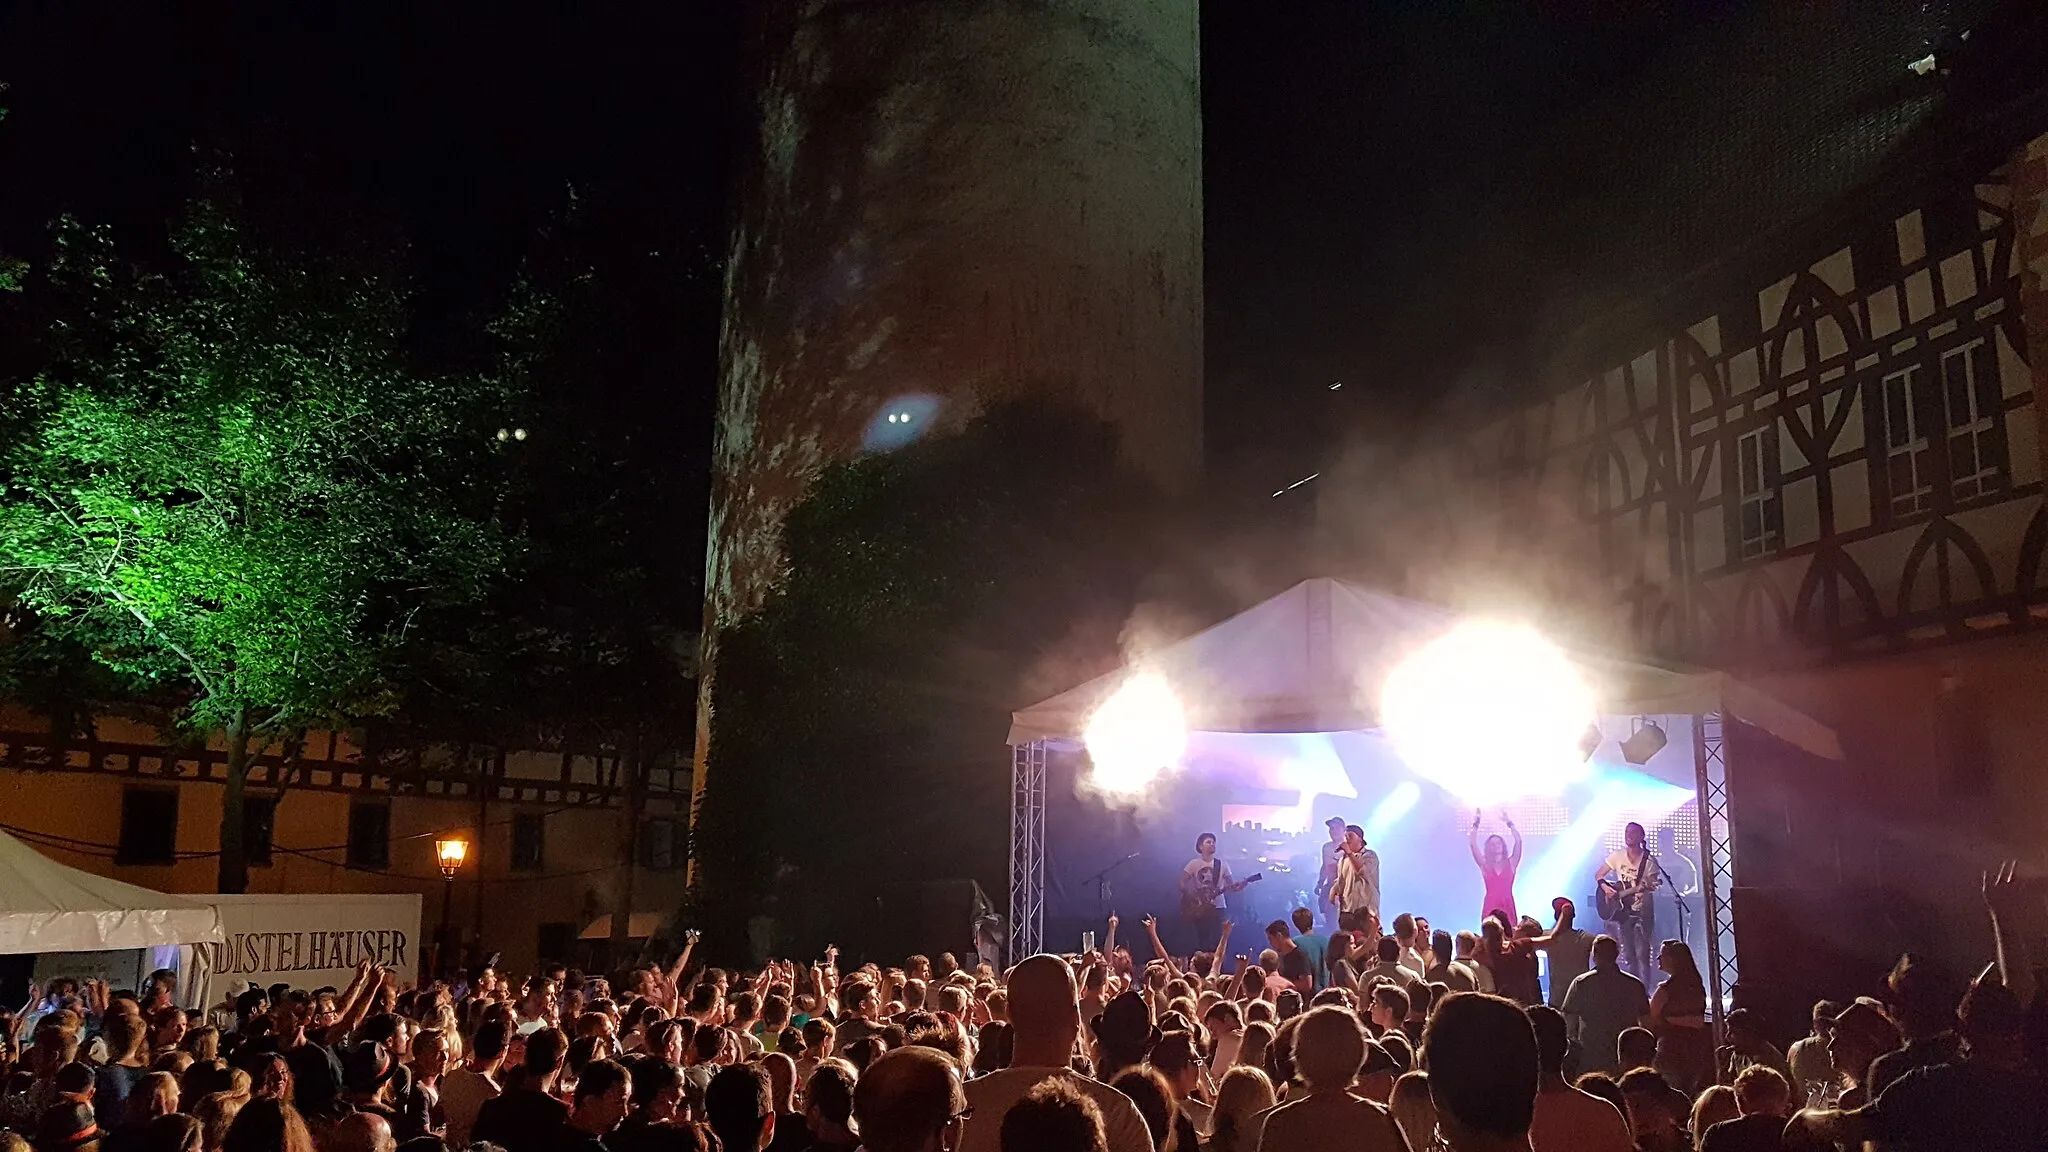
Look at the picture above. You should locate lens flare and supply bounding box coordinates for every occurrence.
[1377,619,1597,806]
[1083,673,1188,794]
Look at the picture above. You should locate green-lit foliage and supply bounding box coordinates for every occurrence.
[0,173,518,890]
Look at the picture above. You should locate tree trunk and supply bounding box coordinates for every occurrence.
[217,706,251,894]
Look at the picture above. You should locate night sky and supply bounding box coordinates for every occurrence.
[0,0,1991,524]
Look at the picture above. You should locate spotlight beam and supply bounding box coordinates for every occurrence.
[1378,620,1598,806]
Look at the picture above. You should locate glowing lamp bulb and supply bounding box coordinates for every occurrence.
[434,837,468,878]
[1083,673,1187,795]
[1378,620,1596,806]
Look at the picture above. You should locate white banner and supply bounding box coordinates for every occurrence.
[182,893,422,1009]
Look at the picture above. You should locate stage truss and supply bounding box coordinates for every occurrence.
[1691,711,1738,1028]
[1008,740,1047,964]
[1008,715,1743,993]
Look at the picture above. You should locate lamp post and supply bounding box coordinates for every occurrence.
[434,837,468,978]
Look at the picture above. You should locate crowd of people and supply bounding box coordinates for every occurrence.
[0,861,2043,1152]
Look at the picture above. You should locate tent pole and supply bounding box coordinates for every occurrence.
[1692,711,1738,1040]
[1008,741,1046,965]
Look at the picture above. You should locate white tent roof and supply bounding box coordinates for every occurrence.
[0,829,225,954]
[1008,577,1842,760]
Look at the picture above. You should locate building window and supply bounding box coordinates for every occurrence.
[243,796,276,867]
[117,787,179,866]
[639,818,679,871]
[1941,338,2002,502]
[1881,365,1936,516]
[347,802,391,869]
[511,813,546,872]
[1734,425,1782,559]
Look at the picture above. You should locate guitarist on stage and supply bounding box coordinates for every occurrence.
[1180,832,1244,954]
[1591,820,1665,985]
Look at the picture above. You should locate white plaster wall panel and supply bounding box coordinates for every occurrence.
[1941,251,1979,305]
[1813,246,1856,297]
[1603,367,1630,424]
[1688,315,1722,357]
[1779,325,1807,376]
[1905,269,1937,323]
[1896,209,1926,266]
[2011,404,2042,488]
[1830,389,1864,455]
[1868,285,1902,339]
[1996,326,2031,400]
[1694,504,1726,573]
[1633,347,1661,414]
[1760,273,1798,331]
[1843,526,1918,605]
[1729,346,1762,395]
[1784,475,1821,549]
[1816,311,1850,363]
[1952,499,2036,594]
[1831,462,1872,535]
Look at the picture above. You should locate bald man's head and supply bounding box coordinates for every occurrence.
[332,1111,395,1152]
[1005,955,1081,1056]
[852,1046,965,1152]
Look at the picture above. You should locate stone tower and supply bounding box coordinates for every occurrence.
[696,0,1204,789]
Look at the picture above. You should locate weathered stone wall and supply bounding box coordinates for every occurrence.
[695,0,1204,797]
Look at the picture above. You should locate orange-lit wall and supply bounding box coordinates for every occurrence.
[0,719,688,981]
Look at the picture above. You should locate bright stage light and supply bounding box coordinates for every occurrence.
[1083,673,1188,795]
[1377,619,1597,806]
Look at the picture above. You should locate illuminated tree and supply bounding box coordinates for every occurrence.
[0,176,519,892]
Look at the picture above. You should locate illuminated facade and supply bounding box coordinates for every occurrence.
[697,0,1205,792]
[0,709,689,979]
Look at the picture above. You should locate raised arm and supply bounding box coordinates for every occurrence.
[1105,913,1119,958]
[1984,861,2037,1007]
[1141,915,1181,977]
[1507,817,1523,868]
[1468,812,1485,867]
[666,929,699,991]
[1213,918,1233,974]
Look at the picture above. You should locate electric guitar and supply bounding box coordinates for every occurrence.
[1181,872,1262,921]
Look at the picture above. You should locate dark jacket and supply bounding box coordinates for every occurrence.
[470,1086,569,1152]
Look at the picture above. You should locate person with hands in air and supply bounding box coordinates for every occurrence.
[1470,811,1523,926]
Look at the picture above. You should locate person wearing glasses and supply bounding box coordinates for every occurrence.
[855,1046,972,1152]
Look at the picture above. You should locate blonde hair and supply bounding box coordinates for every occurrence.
[193,1092,244,1152]
[1390,1070,1435,1152]
[1690,1084,1738,1142]
[1210,1065,1276,1150]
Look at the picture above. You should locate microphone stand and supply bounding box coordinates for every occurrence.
[1082,852,1140,919]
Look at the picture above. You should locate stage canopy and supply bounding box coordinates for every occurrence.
[1007,577,1841,761]
[0,829,226,954]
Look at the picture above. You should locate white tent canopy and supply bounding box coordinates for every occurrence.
[1007,577,1841,760]
[0,829,225,954]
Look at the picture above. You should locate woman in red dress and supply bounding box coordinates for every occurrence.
[1469,811,1523,926]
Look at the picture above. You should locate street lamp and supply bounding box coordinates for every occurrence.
[433,837,468,978]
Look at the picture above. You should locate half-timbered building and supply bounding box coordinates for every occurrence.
[1319,74,2048,1000]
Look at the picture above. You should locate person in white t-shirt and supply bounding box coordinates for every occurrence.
[1180,833,1235,956]
[1591,823,1664,985]
[960,955,1155,1152]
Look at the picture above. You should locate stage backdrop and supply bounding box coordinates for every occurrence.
[180,893,421,1009]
